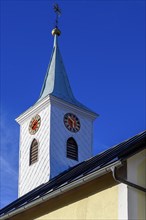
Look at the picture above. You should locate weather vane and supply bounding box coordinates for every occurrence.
[53,3,61,28]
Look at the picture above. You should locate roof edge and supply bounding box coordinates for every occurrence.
[0,161,121,220]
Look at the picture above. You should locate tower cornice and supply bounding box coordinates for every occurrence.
[16,94,98,125]
[50,95,98,120]
[15,96,51,124]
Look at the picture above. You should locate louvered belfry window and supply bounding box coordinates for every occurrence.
[67,137,78,161]
[29,139,38,165]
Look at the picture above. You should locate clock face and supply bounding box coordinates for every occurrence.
[64,113,80,133]
[29,115,41,135]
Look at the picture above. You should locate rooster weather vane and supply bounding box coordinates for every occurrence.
[53,3,61,28]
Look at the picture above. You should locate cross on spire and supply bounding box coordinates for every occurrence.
[53,3,61,28]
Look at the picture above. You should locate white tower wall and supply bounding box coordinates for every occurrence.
[17,99,51,197]
[50,97,94,178]
[16,96,96,196]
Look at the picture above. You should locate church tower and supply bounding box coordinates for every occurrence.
[16,7,98,197]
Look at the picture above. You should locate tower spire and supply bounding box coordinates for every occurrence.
[38,4,97,114]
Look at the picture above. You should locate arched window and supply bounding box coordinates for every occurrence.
[29,139,38,165]
[67,138,78,161]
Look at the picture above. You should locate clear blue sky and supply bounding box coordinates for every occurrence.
[0,0,145,208]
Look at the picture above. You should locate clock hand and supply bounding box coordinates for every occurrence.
[68,119,73,127]
[68,116,75,127]
[32,121,37,129]
[68,116,74,123]
[69,116,76,128]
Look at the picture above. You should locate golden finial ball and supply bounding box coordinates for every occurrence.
[52,28,61,36]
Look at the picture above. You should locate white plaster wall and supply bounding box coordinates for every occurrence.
[118,183,128,220]
[127,149,146,220]
[18,104,51,197]
[50,102,94,178]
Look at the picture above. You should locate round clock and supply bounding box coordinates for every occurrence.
[29,114,41,135]
[64,113,80,133]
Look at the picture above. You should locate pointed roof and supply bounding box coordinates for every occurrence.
[38,28,97,115]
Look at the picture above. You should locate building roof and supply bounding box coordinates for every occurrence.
[38,32,97,115]
[0,130,145,217]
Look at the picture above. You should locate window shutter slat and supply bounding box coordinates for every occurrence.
[67,138,78,161]
[30,139,39,165]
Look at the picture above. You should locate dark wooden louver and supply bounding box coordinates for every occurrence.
[30,139,38,165]
[67,137,78,161]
